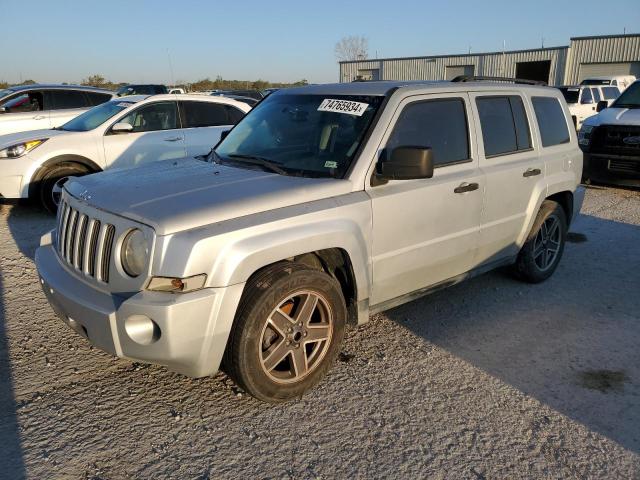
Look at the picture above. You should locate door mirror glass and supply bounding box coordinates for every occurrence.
[596,100,608,113]
[111,122,134,134]
[376,146,434,181]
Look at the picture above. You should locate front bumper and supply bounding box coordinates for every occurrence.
[35,243,245,377]
[583,153,640,187]
[0,155,35,199]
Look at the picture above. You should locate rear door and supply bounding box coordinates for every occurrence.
[46,89,91,128]
[102,100,185,169]
[178,100,245,157]
[367,93,485,306]
[0,90,48,135]
[470,92,544,263]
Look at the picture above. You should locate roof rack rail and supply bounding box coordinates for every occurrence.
[451,75,547,86]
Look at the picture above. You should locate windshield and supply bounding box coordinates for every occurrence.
[215,94,384,178]
[558,87,580,104]
[611,82,640,108]
[59,100,134,131]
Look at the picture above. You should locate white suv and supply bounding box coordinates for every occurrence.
[558,85,621,129]
[0,84,113,136]
[0,94,250,211]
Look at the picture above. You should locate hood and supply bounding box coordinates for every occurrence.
[584,107,640,128]
[0,128,70,149]
[65,158,354,235]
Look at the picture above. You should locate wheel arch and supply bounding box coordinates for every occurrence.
[27,154,102,199]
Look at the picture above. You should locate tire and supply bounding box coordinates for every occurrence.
[37,162,91,213]
[223,262,347,403]
[513,200,567,283]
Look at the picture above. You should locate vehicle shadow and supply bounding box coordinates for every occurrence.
[383,213,640,453]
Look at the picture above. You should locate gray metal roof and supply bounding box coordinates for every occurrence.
[279,80,554,97]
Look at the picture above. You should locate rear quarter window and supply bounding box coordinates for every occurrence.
[531,97,570,147]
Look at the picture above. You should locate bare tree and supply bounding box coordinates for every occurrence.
[334,36,369,62]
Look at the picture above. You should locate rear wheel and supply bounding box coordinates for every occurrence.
[224,262,347,402]
[513,200,567,283]
[37,162,91,213]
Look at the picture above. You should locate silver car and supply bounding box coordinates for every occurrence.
[36,80,584,402]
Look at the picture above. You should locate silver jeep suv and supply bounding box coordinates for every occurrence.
[36,80,585,402]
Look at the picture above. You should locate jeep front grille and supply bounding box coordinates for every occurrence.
[56,200,116,283]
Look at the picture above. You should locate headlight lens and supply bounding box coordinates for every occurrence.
[0,139,47,158]
[121,229,148,277]
[578,125,594,146]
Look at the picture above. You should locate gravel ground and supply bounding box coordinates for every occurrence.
[1,186,639,479]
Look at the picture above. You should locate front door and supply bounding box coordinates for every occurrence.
[102,100,185,170]
[179,100,242,157]
[367,93,484,306]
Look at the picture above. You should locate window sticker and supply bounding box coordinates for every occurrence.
[324,161,338,168]
[318,99,369,116]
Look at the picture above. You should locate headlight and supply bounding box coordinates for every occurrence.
[0,139,47,158]
[121,229,148,277]
[578,125,594,146]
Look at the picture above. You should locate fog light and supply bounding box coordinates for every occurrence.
[125,315,161,345]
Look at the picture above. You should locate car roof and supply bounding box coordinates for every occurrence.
[280,80,555,97]
[113,94,251,110]
[6,84,113,94]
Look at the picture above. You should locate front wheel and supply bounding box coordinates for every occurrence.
[223,262,347,402]
[513,200,567,283]
[38,162,91,213]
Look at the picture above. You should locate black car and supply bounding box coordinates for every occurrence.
[214,89,263,101]
[116,84,168,96]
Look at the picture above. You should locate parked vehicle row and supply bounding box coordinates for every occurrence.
[0,94,250,211]
[34,79,584,402]
[558,84,621,129]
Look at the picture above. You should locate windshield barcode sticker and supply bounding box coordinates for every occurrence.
[318,99,369,116]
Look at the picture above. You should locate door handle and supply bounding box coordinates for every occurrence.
[33,115,46,120]
[454,182,479,194]
[164,137,182,142]
[523,168,541,177]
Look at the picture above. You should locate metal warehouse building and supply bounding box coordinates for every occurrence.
[339,33,640,86]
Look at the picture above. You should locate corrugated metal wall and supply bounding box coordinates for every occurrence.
[339,47,569,85]
[564,35,640,84]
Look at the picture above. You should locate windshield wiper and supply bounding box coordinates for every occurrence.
[226,154,287,175]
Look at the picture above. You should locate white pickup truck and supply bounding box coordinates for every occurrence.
[36,79,584,402]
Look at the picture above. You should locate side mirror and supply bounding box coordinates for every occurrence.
[0,106,6,113]
[111,122,134,134]
[376,146,434,181]
[596,100,608,113]
[220,129,231,141]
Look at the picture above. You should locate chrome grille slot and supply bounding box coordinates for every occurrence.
[55,200,116,284]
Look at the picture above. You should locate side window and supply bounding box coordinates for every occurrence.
[118,101,179,132]
[531,97,570,147]
[602,87,620,100]
[0,91,44,112]
[48,90,89,110]
[476,95,531,157]
[85,92,112,106]
[225,105,245,124]
[386,98,469,167]
[591,88,601,102]
[180,101,229,128]
[580,88,593,104]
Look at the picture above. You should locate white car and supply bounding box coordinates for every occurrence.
[0,94,250,211]
[0,84,114,136]
[557,85,621,129]
[581,75,636,91]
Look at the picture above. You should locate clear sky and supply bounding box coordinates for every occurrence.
[1,0,639,85]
